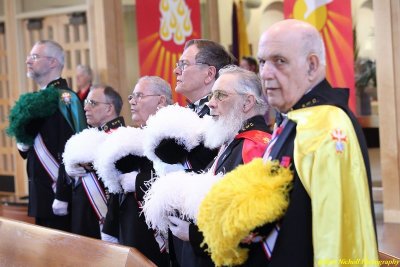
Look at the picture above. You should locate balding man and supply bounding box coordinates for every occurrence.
[197,19,378,267]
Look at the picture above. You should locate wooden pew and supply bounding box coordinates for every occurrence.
[0,217,156,267]
[379,251,400,267]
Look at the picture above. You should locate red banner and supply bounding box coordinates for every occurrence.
[136,0,201,105]
[284,0,355,113]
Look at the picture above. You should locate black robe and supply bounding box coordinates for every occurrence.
[19,78,83,232]
[71,116,125,239]
[103,153,169,266]
[119,157,169,267]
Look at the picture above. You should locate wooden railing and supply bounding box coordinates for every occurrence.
[0,217,156,267]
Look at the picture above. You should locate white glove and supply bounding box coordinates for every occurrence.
[168,216,190,241]
[17,142,30,152]
[101,232,119,243]
[52,199,69,216]
[164,163,185,174]
[67,165,87,177]
[120,171,138,193]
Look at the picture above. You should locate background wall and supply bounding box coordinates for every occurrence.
[217,0,374,61]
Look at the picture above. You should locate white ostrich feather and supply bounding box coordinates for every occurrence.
[93,126,144,193]
[143,104,206,162]
[63,128,107,174]
[142,170,223,235]
[151,160,185,177]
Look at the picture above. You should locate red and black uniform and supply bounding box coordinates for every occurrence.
[172,115,271,267]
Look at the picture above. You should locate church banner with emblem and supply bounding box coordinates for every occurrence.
[136,0,201,105]
[284,0,355,112]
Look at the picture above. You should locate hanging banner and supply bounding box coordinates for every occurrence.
[136,0,201,105]
[232,0,251,61]
[284,0,356,113]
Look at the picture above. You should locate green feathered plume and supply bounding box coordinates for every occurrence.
[6,87,59,145]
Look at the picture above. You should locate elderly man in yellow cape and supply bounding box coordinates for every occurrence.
[7,41,86,231]
[197,20,378,267]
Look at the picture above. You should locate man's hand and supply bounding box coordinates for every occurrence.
[168,216,190,241]
[101,232,119,243]
[16,143,30,152]
[66,165,87,177]
[79,163,94,172]
[52,199,68,216]
[164,163,185,174]
[120,171,138,193]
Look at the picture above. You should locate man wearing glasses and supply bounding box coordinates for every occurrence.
[153,39,234,171]
[96,76,173,266]
[142,39,233,266]
[8,40,86,231]
[64,84,125,240]
[143,65,271,267]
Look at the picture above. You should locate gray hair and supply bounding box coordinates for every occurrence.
[302,31,326,66]
[35,40,65,68]
[77,64,93,81]
[185,39,234,79]
[137,76,173,105]
[218,65,267,114]
[91,84,123,115]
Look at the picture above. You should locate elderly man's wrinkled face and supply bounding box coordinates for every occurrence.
[84,88,112,127]
[257,30,309,113]
[207,73,246,121]
[174,44,210,102]
[26,44,55,82]
[76,69,91,90]
[129,80,162,128]
[204,73,246,148]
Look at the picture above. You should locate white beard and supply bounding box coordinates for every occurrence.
[203,103,246,149]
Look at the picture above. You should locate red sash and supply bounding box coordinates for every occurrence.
[235,130,271,163]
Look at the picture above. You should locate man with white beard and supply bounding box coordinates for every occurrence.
[143,65,271,267]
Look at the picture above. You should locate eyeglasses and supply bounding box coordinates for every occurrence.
[84,99,111,107]
[26,54,54,61]
[128,92,160,101]
[208,90,247,101]
[175,60,210,71]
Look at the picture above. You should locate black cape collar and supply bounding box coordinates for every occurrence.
[99,116,125,132]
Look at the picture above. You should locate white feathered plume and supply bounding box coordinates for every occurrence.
[63,128,107,175]
[143,104,207,164]
[142,170,223,235]
[93,126,144,193]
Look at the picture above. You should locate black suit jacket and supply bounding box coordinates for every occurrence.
[20,79,78,223]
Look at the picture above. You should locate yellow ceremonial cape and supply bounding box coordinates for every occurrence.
[288,105,378,266]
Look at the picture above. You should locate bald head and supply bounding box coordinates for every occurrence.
[262,19,325,66]
[257,19,326,113]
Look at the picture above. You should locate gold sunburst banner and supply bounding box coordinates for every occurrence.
[284,0,356,113]
[136,0,201,105]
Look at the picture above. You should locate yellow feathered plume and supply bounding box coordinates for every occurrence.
[197,158,293,266]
